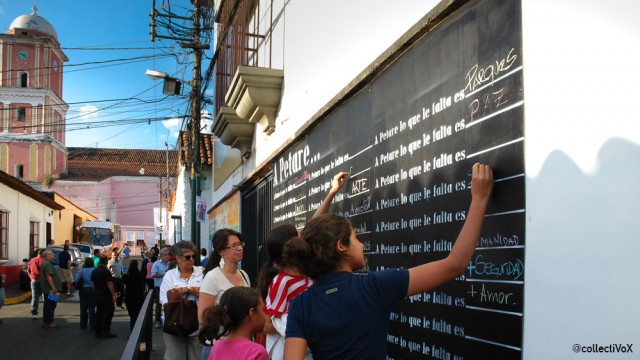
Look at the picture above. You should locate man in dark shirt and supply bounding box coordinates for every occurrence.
[91,256,117,339]
[40,249,62,328]
[58,245,73,296]
[151,243,159,257]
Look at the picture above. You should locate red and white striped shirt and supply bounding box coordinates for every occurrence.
[265,272,313,316]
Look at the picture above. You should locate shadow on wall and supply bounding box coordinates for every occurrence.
[524,137,640,357]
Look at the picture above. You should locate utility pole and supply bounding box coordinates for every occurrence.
[158,175,163,246]
[188,0,205,265]
[150,0,209,262]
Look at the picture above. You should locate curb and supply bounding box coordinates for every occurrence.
[5,290,31,305]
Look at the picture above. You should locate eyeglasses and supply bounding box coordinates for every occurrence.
[181,255,195,261]
[225,242,245,250]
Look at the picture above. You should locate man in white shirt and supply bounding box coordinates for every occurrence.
[107,248,125,309]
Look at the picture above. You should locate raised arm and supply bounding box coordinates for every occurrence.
[407,163,493,296]
[313,171,349,218]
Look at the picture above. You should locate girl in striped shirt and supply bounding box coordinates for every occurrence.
[258,172,349,359]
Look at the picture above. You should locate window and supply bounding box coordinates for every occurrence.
[0,212,8,259]
[30,221,39,254]
[17,107,26,121]
[20,72,28,87]
[214,0,270,114]
[172,216,182,243]
[14,164,23,178]
[136,230,145,241]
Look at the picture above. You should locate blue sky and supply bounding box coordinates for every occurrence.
[0,0,210,150]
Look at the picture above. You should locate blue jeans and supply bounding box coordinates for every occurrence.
[201,345,211,360]
[79,287,96,329]
[30,280,42,315]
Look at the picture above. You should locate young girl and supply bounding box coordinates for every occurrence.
[259,224,313,359]
[283,163,494,360]
[258,172,348,359]
[199,287,268,360]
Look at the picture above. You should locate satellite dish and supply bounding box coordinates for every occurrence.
[139,168,145,175]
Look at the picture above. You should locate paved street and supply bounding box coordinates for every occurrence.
[0,290,166,360]
[0,256,166,360]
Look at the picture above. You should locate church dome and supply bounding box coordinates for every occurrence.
[8,6,58,40]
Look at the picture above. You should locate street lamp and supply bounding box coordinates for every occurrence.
[145,69,182,96]
[145,66,202,264]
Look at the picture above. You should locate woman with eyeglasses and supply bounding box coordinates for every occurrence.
[198,228,250,360]
[159,240,204,360]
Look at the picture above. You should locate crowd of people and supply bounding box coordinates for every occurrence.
[143,165,491,360]
[193,165,490,360]
[24,242,148,337]
[8,163,493,360]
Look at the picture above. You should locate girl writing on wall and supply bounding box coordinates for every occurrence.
[258,172,348,359]
[283,163,494,360]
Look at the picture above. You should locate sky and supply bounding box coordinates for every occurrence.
[0,0,212,150]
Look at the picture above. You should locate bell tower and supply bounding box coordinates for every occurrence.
[0,5,69,182]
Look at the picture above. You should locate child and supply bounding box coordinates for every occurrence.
[259,224,313,359]
[199,287,268,360]
[258,172,348,359]
[284,163,494,359]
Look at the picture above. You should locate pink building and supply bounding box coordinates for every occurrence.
[50,148,177,254]
[0,6,69,182]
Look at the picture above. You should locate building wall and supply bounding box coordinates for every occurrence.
[169,166,210,248]
[49,181,110,222]
[108,176,161,227]
[212,0,441,205]
[520,0,640,357]
[52,193,96,245]
[51,176,172,250]
[0,182,52,264]
[210,0,640,357]
[0,26,69,183]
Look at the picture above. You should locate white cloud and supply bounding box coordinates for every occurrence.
[162,117,182,139]
[79,105,99,120]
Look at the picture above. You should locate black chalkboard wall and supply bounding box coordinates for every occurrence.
[271,0,524,358]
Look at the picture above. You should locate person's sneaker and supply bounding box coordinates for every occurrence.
[42,323,58,329]
[67,292,73,297]
[32,315,38,320]
[154,321,162,329]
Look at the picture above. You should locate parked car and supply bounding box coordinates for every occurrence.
[70,243,96,260]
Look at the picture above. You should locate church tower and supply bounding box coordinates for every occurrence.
[0,6,68,182]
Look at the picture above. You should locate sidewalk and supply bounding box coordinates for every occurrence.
[3,279,32,305]
[0,281,166,360]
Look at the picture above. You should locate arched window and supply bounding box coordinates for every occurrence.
[15,163,24,178]
[20,72,28,88]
